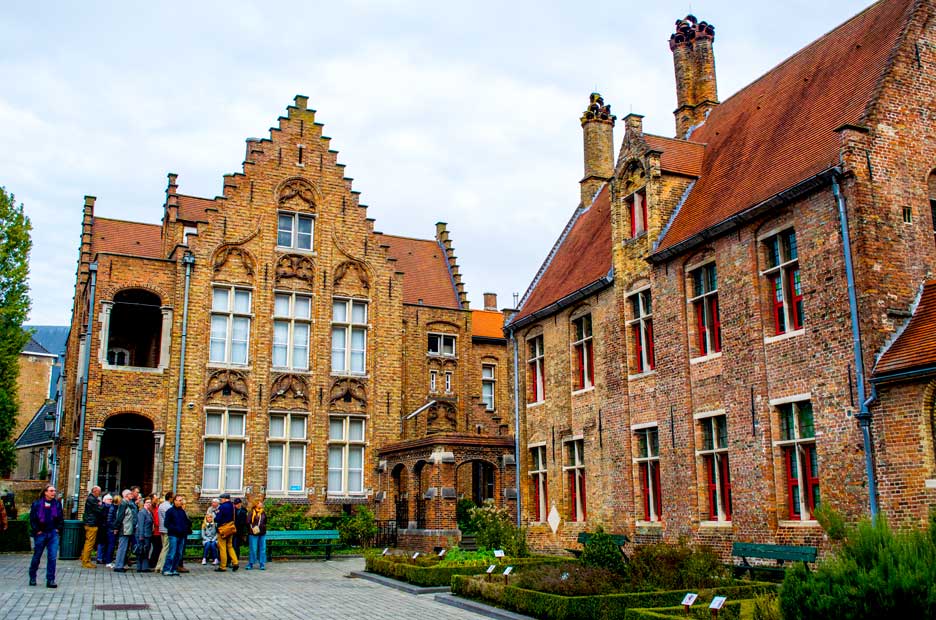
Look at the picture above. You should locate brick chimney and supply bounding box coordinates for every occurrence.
[670,15,718,138]
[580,92,616,206]
[483,292,497,311]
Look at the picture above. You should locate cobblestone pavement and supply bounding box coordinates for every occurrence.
[0,555,485,620]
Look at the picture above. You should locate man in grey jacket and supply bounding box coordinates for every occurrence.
[112,490,137,572]
[154,491,172,572]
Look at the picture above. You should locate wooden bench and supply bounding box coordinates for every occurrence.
[568,532,630,558]
[185,529,342,560]
[731,542,817,579]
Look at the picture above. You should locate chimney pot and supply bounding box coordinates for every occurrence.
[483,292,497,310]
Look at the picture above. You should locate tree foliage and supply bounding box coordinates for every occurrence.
[0,187,32,477]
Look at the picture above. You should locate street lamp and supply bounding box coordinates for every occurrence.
[44,410,56,433]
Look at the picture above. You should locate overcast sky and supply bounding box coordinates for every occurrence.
[5,0,873,325]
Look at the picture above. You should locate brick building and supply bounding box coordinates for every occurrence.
[507,0,936,556]
[56,97,517,542]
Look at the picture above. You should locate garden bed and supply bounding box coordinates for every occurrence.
[365,554,566,588]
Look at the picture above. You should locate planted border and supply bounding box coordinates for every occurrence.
[365,556,565,587]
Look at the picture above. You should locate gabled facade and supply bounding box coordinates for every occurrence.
[508,0,936,556]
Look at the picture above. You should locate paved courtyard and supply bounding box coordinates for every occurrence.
[0,555,485,619]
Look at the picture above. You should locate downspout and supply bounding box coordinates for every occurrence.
[74,262,98,513]
[832,173,879,519]
[510,329,522,526]
[51,357,65,488]
[172,252,195,492]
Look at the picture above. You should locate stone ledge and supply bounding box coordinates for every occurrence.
[434,593,535,620]
[349,571,450,594]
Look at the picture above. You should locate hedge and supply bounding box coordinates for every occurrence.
[452,574,775,620]
[365,555,565,587]
[622,602,741,620]
[0,521,31,552]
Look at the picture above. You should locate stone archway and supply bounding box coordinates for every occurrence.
[455,459,497,506]
[391,463,409,528]
[96,413,155,496]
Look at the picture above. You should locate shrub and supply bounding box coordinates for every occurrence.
[751,592,782,620]
[512,563,628,596]
[779,515,936,619]
[440,546,496,564]
[627,541,727,591]
[580,526,627,575]
[338,505,378,547]
[456,498,476,532]
[468,500,528,557]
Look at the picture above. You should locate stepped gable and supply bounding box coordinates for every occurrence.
[511,184,612,324]
[875,280,936,377]
[177,194,215,222]
[91,217,163,259]
[644,134,705,177]
[472,310,506,339]
[376,233,461,309]
[655,0,914,254]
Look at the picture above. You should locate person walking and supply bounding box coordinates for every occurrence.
[95,494,112,564]
[213,494,239,572]
[162,494,191,576]
[233,498,249,560]
[28,485,64,588]
[81,486,102,569]
[134,498,154,572]
[201,513,218,565]
[246,500,267,570]
[154,492,172,572]
[113,490,138,572]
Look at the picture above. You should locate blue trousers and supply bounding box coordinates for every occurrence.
[248,534,266,567]
[29,531,59,584]
[115,534,134,569]
[164,535,185,574]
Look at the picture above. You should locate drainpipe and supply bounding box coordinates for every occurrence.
[51,356,66,488]
[510,329,522,526]
[832,173,879,519]
[74,262,98,514]
[172,252,195,492]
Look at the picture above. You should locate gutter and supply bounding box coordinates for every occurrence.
[870,364,936,385]
[74,262,97,514]
[172,252,195,492]
[506,271,614,331]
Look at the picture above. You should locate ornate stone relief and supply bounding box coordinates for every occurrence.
[328,377,367,413]
[206,370,249,406]
[270,374,310,409]
[278,178,318,209]
[333,260,370,295]
[427,401,458,434]
[275,254,315,287]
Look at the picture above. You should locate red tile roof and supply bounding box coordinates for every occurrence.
[91,218,163,259]
[377,234,461,309]
[645,134,705,177]
[472,310,505,339]
[512,185,612,323]
[177,194,215,222]
[874,280,936,377]
[655,0,914,254]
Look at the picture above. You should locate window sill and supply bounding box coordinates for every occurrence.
[426,354,458,360]
[271,367,312,375]
[526,401,546,409]
[275,247,317,257]
[778,519,821,528]
[690,351,722,365]
[635,520,662,528]
[330,372,369,379]
[699,520,733,529]
[207,362,251,370]
[627,370,656,381]
[102,364,165,374]
[764,328,805,345]
[571,386,595,396]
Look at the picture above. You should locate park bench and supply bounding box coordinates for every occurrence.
[186,529,341,560]
[731,542,817,579]
[568,531,630,557]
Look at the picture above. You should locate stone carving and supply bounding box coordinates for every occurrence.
[270,374,310,409]
[581,92,615,124]
[206,370,249,405]
[669,15,715,49]
[329,378,367,411]
[333,260,370,292]
[427,401,457,434]
[212,245,256,277]
[278,178,317,209]
[275,254,315,287]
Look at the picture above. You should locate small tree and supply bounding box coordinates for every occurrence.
[580,526,627,575]
[0,187,32,477]
[468,500,528,557]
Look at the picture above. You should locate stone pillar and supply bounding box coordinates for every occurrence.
[159,307,173,370]
[152,431,166,494]
[88,428,105,492]
[97,301,113,365]
[580,93,616,206]
[670,15,718,137]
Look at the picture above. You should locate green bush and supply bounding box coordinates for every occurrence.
[262,500,343,531]
[456,498,476,532]
[779,514,936,619]
[580,526,627,575]
[366,554,564,587]
[627,541,728,591]
[513,562,628,596]
[0,520,30,552]
[751,591,782,620]
[338,505,377,547]
[440,546,496,564]
[468,500,528,557]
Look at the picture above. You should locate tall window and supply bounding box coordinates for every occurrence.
[636,427,661,521]
[530,445,548,522]
[689,263,721,356]
[564,439,586,521]
[267,413,307,495]
[277,211,314,250]
[328,416,365,495]
[203,410,246,492]
[629,189,648,237]
[763,229,803,335]
[572,314,594,391]
[444,371,453,393]
[331,298,367,374]
[699,415,731,521]
[429,370,438,393]
[428,333,456,356]
[481,364,496,410]
[527,335,545,404]
[628,289,655,373]
[210,287,251,364]
[273,292,311,370]
[778,400,819,520]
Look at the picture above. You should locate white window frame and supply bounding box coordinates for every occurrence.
[267,412,308,496]
[527,334,545,405]
[627,288,654,373]
[774,399,819,522]
[481,364,496,410]
[444,371,453,394]
[634,426,661,522]
[277,210,315,251]
[202,408,247,493]
[331,298,368,375]
[571,314,594,391]
[273,291,312,370]
[562,439,586,522]
[688,262,720,358]
[760,228,803,336]
[529,445,547,522]
[429,370,438,393]
[697,414,731,522]
[210,286,252,365]
[428,333,457,357]
[327,415,366,496]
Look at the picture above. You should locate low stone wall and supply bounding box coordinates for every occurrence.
[396,528,461,552]
[0,479,48,518]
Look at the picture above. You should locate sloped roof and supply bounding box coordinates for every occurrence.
[472,310,506,339]
[511,185,612,324]
[177,194,215,222]
[655,0,914,254]
[92,217,163,259]
[645,134,705,177]
[15,401,55,448]
[377,234,461,309]
[21,336,52,356]
[874,280,936,378]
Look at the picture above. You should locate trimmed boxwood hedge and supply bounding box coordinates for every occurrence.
[365,555,565,587]
[622,602,741,619]
[0,521,31,552]
[451,574,774,620]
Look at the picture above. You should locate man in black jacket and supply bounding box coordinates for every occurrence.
[233,498,249,560]
[81,486,101,569]
[162,495,192,576]
[28,485,64,588]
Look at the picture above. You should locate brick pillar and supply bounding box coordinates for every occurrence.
[670,15,718,137]
[580,93,616,205]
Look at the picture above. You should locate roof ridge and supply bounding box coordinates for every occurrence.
[94,216,161,227]
[375,232,436,244]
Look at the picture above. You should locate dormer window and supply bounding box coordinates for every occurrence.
[629,189,648,237]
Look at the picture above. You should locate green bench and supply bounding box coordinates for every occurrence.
[185,529,341,560]
[732,542,817,578]
[568,532,630,557]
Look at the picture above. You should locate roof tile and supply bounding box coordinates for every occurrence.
[472,310,505,339]
[91,218,163,259]
[177,194,215,222]
[875,280,936,377]
[377,234,461,309]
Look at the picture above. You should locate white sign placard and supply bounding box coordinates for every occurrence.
[486,565,497,574]
[493,549,505,558]
[382,548,389,556]
[709,596,727,610]
[412,552,420,560]
[503,566,514,576]
[681,593,698,606]
[438,549,446,557]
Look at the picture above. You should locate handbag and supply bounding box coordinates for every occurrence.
[218,521,236,539]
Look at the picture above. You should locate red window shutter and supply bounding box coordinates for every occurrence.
[706,456,717,520]
[652,463,662,519]
[695,300,707,355]
[640,462,650,520]
[527,362,536,403]
[710,296,721,353]
[568,470,577,521]
[633,324,643,373]
[770,274,785,335]
[575,344,585,390]
[788,268,804,330]
[646,319,655,370]
[640,191,648,234]
[580,470,587,521]
[804,446,819,518]
[720,455,732,521]
[586,341,594,386]
[532,475,541,521]
[543,473,548,521]
[785,447,799,517]
[629,199,636,238]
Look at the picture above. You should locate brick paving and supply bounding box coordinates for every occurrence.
[0,555,486,619]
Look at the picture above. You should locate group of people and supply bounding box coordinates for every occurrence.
[26,484,269,588]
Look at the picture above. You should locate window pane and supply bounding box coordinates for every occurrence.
[204,440,221,465]
[702,420,714,451]
[332,300,347,323]
[231,317,249,363]
[274,294,290,317]
[442,336,455,356]
[293,323,309,369]
[294,296,311,319]
[233,290,251,313]
[269,416,285,439]
[716,416,728,449]
[267,444,284,492]
[350,328,366,372]
[273,321,289,367]
[288,445,305,491]
[649,430,659,456]
[329,418,344,440]
[212,288,229,312]
[637,431,648,458]
[482,365,494,379]
[206,413,223,436]
[331,327,346,371]
[349,419,364,441]
[278,214,293,247]
[225,442,243,489]
[210,316,227,362]
[780,405,795,441]
[297,216,313,250]
[351,301,367,324]
[228,414,245,437]
[428,334,439,354]
[328,445,343,468]
[289,416,306,439]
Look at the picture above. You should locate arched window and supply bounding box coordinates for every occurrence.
[107,289,162,368]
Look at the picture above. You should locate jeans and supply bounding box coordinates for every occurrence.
[248,534,266,567]
[115,534,134,569]
[29,531,59,584]
[103,530,117,563]
[203,540,218,561]
[164,535,185,574]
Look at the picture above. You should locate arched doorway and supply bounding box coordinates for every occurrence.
[413,460,429,529]
[97,413,154,496]
[391,464,408,528]
[456,459,496,506]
